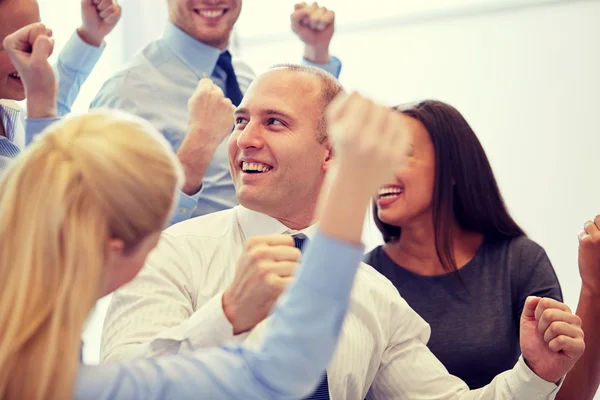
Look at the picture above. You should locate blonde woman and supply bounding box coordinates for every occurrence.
[0,93,408,399]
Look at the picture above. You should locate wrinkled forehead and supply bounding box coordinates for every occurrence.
[0,0,41,43]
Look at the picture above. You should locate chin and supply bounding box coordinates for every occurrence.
[0,90,25,101]
[192,25,229,41]
[377,210,403,227]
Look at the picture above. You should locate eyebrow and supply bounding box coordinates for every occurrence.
[233,107,249,116]
[234,108,293,121]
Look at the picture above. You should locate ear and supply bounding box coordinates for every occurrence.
[105,239,125,271]
[108,238,125,254]
[100,238,126,297]
[322,140,334,172]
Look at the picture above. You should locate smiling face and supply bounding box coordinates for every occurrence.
[167,0,242,49]
[0,0,41,100]
[375,113,437,229]
[228,68,333,227]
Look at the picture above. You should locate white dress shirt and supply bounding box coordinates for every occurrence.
[101,206,560,400]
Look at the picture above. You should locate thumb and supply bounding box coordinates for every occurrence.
[31,35,54,65]
[521,296,542,320]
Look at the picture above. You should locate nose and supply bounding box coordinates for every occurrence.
[236,120,265,150]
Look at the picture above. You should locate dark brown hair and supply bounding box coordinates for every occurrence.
[374,100,525,273]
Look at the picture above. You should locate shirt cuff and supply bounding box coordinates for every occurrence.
[25,117,60,144]
[170,188,202,225]
[302,56,342,78]
[509,356,561,398]
[183,291,235,350]
[59,30,106,74]
[296,230,364,299]
[147,292,234,355]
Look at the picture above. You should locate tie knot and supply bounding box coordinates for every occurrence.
[217,51,233,69]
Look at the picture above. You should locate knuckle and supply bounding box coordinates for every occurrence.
[557,335,569,347]
[265,276,282,293]
[564,303,572,314]
[249,247,267,262]
[245,236,261,249]
[256,261,271,277]
[541,308,556,323]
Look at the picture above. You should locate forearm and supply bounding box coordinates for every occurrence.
[177,137,219,195]
[54,30,105,116]
[26,92,57,119]
[457,357,559,399]
[25,116,60,145]
[319,164,372,245]
[556,290,600,400]
[102,292,234,361]
[373,338,559,399]
[303,44,330,65]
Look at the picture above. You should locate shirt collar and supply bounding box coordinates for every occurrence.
[0,99,22,142]
[236,205,319,241]
[162,22,224,79]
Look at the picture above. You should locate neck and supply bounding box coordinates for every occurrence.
[274,212,316,231]
[385,217,483,276]
[271,201,319,231]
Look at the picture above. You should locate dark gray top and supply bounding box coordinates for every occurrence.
[364,235,562,389]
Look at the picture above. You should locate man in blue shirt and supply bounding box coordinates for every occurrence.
[91,1,342,224]
[0,0,121,173]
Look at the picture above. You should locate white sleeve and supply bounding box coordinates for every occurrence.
[368,291,559,399]
[100,233,234,361]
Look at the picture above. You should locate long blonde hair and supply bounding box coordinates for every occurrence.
[0,110,183,400]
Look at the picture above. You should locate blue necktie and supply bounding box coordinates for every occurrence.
[216,51,243,106]
[292,234,330,400]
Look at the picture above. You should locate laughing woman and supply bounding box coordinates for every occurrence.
[364,100,562,389]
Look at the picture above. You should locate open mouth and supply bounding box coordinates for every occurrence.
[194,8,228,20]
[240,161,273,174]
[378,186,404,199]
[8,72,22,84]
[377,186,404,206]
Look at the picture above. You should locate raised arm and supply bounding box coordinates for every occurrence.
[2,1,121,139]
[53,0,121,117]
[291,2,342,78]
[557,215,600,400]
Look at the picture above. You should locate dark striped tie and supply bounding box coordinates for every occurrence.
[292,234,330,400]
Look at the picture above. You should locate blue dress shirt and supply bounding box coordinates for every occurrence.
[74,231,363,399]
[0,32,104,173]
[89,22,342,225]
